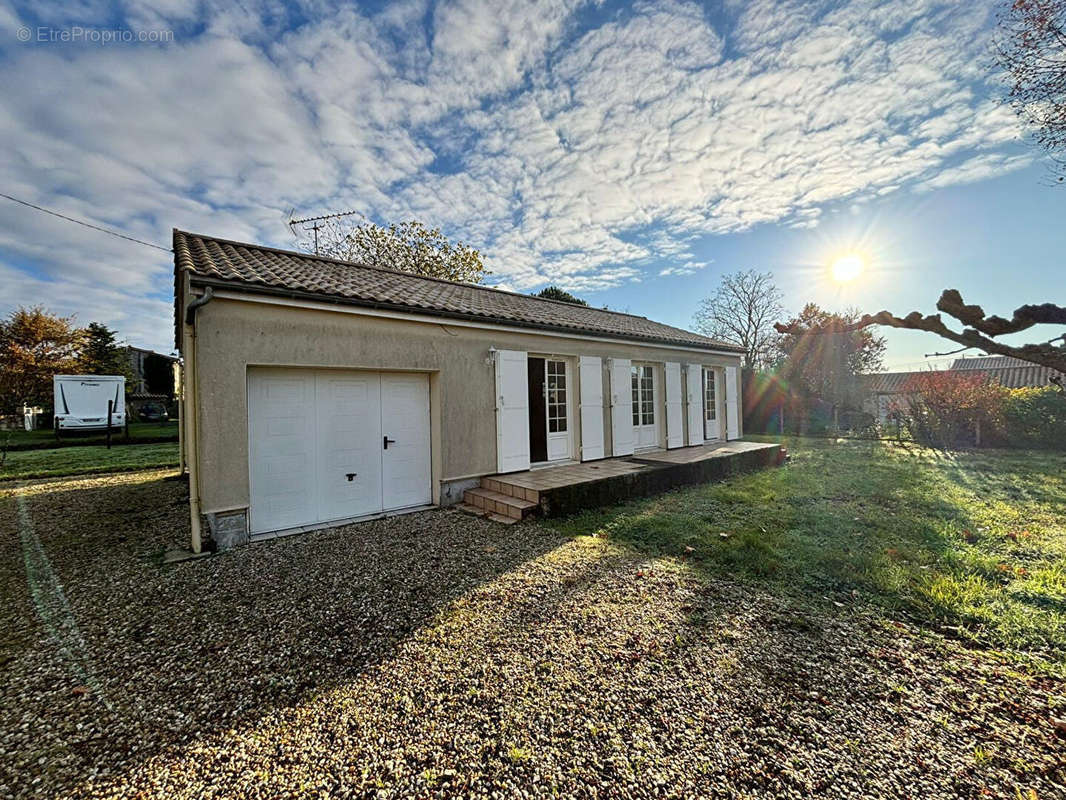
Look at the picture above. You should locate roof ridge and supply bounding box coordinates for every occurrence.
[172,229,743,352]
[174,229,671,326]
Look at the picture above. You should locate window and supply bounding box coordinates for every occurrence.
[704,369,717,421]
[631,364,655,426]
[547,360,567,433]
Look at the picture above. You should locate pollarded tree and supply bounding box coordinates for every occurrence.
[774,290,1066,384]
[293,218,487,284]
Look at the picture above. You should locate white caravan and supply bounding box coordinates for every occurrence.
[53,375,126,432]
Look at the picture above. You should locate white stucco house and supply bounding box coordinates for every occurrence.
[174,231,749,551]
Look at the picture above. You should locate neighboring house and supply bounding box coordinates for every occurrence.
[863,355,1060,424]
[126,345,178,394]
[174,230,745,551]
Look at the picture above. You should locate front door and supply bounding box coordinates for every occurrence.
[528,357,571,463]
[631,363,659,450]
[703,367,720,440]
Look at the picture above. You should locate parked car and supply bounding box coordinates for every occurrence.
[137,402,170,422]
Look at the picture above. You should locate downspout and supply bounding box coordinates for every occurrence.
[183,286,213,553]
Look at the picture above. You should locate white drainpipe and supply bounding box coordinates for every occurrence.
[183,286,213,554]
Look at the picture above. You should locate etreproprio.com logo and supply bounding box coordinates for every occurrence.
[16,26,174,44]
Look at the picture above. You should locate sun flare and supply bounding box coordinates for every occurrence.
[831,254,865,283]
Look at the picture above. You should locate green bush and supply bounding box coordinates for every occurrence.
[1001,387,1066,450]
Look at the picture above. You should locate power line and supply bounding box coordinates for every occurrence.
[0,192,171,253]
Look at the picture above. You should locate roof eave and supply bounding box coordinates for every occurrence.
[187,274,745,355]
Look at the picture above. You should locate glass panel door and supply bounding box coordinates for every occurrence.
[703,368,720,440]
[631,364,658,449]
[545,359,571,461]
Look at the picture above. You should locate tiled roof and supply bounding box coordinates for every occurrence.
[865,363,1059,393]
[864,372,925,393]
[173,230,741,352]
[950,356,1031,370]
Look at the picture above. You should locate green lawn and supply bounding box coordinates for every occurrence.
[1,420,179,449]
[0,442,179,481]
[549,437,1066,671]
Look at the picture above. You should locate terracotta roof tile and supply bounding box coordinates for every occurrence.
[174,230,742,352]
[864,363,1059,393]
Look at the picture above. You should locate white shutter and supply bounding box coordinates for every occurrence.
[579,356,605,461]
[686,363,704,445]
[609,358,634,456]
[665,362,683,449]
[725,365,740,440]
[495,350,530,473]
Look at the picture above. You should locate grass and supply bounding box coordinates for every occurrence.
[1,420,179,450]
[548,437,1066,668]
[0,442,179,480]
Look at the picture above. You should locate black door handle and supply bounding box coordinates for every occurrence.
[383,436,396,450]
[346,473,357,481]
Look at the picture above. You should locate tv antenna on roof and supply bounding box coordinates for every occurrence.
[288,209,364,255]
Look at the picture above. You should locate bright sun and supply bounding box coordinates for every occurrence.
[831,254,865,283]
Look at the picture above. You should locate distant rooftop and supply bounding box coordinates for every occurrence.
[866,356,1059,393]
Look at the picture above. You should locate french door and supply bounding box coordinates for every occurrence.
[703,367,721,440]
[631,363,658,449]
[528,357,572,463]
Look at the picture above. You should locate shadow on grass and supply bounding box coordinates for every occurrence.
[2,464,1061,798]
[547,437,1066,659]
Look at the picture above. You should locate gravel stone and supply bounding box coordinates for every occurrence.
[0,470,1062,799]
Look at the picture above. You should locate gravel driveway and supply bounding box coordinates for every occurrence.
[1,471,1061,799]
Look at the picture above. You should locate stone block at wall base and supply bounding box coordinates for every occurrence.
[204,509,250,551]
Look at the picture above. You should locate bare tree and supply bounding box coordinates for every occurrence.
[693,270,784,368]
[996,0,1066,182]
[292,218,487,284]
[774,290,1066,385]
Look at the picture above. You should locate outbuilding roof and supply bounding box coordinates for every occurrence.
[173,230,742,353]
[865,361,1059,393]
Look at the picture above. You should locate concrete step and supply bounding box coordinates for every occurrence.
[454,502,489,518]
[480,477,540,504]
[463,487,538,520]
[454,501,520,526]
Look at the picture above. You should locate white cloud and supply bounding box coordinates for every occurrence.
[0,0,1034,351]
[916,152,1033,191]
[659,260,710,277]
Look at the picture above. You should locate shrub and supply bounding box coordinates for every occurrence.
[901,371,1006,450]
[1000,386,1066,450]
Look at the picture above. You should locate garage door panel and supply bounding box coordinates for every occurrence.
[248,371,317,534]
[316,373,383,523]
[249,369,431,535]
[381,374,431,510]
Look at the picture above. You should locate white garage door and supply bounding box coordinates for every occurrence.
[248,368,431,534]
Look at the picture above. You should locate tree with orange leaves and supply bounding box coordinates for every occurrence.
[0,306,83,413]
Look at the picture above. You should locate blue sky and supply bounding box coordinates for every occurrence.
[1,0,1061,369]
